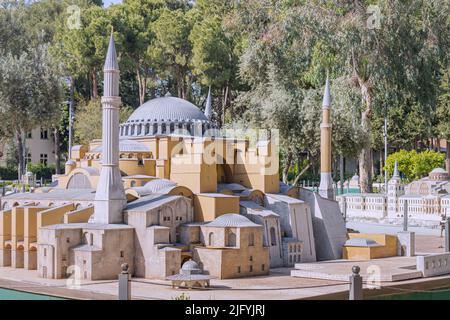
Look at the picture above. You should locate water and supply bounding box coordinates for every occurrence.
[0,288,65,300]
[375,287,450,300]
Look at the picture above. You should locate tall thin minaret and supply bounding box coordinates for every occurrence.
[318,74,334,200]
[204,86,212,120]
[93,31,126,224]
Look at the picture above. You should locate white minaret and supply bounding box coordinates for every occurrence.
[93,31,126,224]
[387,160,404,217]
[318,75,334,200]
[204,86,212,120]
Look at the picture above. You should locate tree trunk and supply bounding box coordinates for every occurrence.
[92,69,98,99]
[292,163,311,186]
[16,130,25,181]
[446,140,450,174]
[379,150,383,178]
[339,154,344,195]
[282,151,293,184]
[223,84,229,125]
[54,128,61,174]
[136,67,147,105]
[358,81,373,193]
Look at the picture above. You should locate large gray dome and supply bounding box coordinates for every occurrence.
[127,97,208,123]
[120,96,215,137]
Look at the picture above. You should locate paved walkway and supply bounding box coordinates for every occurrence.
[0,231,447,300]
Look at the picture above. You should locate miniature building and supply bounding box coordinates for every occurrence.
[0,30,348,280]
[166,259,215,289]
[193,214,270,279]
[342,233,398,260]
[337,164,450,225]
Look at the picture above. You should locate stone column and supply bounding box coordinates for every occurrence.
[349,266,363,300]
[319,75,334,200]
[93,31,126,224]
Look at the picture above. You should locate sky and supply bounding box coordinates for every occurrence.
[103,0,123,7]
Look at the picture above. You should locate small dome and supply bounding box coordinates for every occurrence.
[217,183,246,193]
[126,97,208,123]
[351,174,359,181]
[180,259,201,275]
[65,160,76,166]
[206,213,260,228]
[143,179,176,193]
[429,168,448,181]
[431,168,447,174]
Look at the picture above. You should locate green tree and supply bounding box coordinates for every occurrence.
[337,1,450,192]
[74,98,133,145]
[435,66,450,169]
[189,0,242,124]
[0,45,63,178]
[151,7,193,99]
[385,149,445,181]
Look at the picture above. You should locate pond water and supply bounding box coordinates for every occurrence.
[0,288,65,300]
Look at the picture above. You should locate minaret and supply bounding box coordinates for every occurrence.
[387,160,404,216]
[204,86,212,121]
[93,31,126,224]
[319,75,334,200]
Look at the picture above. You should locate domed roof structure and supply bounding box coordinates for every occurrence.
[143,179,176,193]
[429,168,449,181]
[180,259,201,275]
[127,97,208,123]
[431,168,447,174]
[206,213,260,228]
[119,96,216,138]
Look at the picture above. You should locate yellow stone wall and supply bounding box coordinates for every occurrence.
[64,206,94,224]
[194,226,269,279]
[343,233,398,260]
[193,194,240,222]
[60,135,279,195]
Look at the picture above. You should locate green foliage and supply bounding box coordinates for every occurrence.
[436,66,450,139]
[385,150,445,181]
[74,98,134,145]
[0,166,19,181]
[27,163,56,180]
[172,292,190,300]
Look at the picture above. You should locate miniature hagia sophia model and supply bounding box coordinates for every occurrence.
[0,32,347,281]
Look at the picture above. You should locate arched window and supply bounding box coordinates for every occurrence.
[270,227,277,246]
[227,232,236,247]
[248,233,254,246]
[208,232,214,246]
[130,180,136,187]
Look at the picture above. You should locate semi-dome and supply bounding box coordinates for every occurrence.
[206,213,260,228]
[143,178,177,193]
[119,96,216,138]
